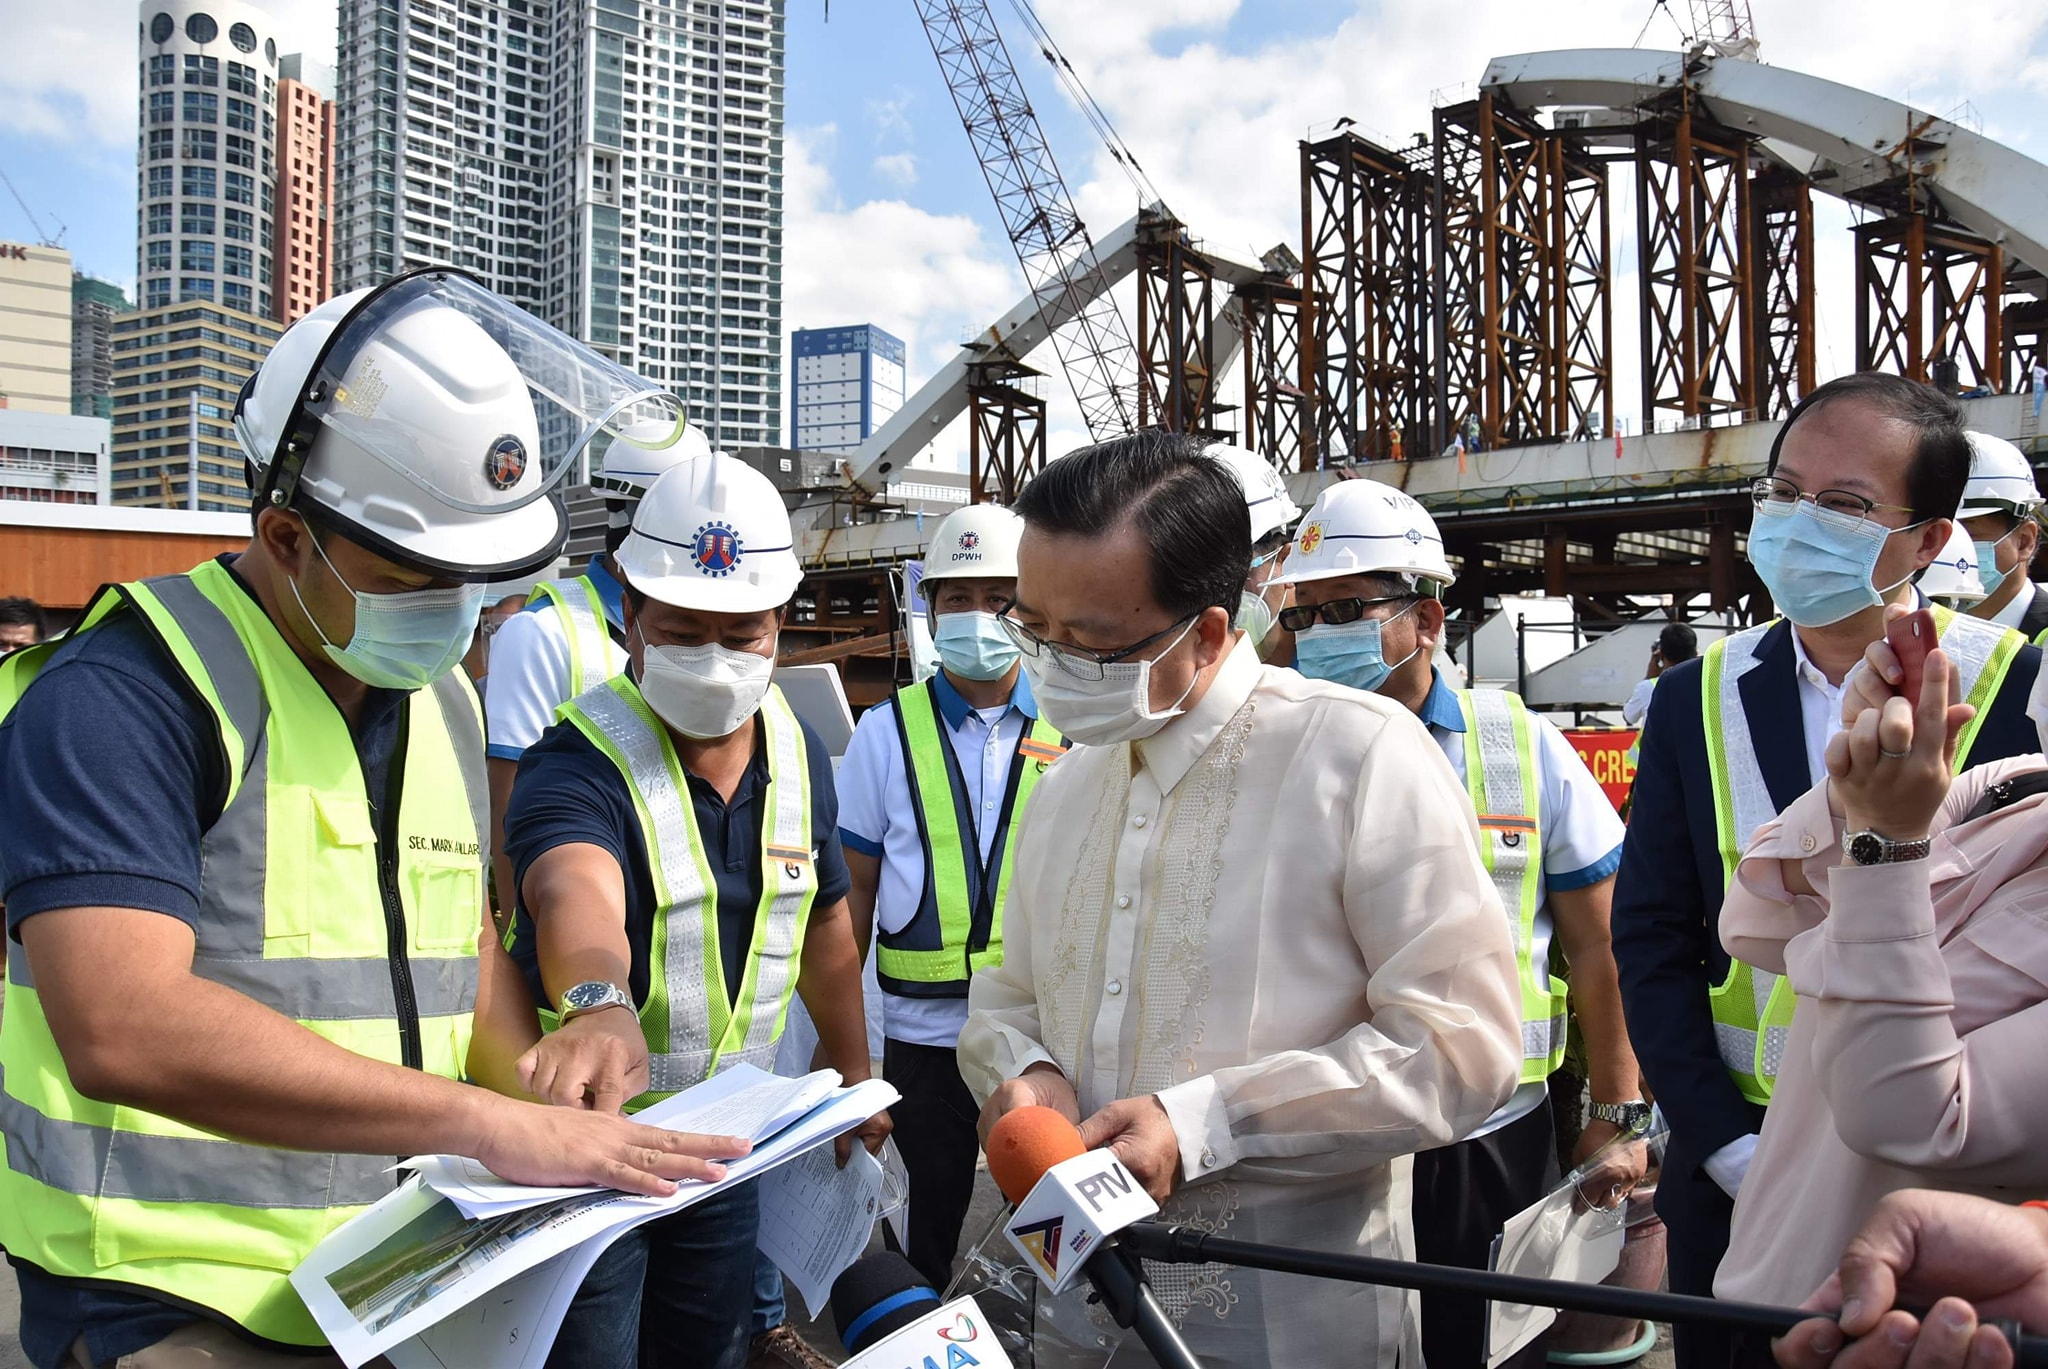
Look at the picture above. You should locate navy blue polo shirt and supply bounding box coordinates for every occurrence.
[502,703,851,1014]
[0,555,410,1368]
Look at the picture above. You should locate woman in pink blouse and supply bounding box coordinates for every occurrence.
[1715,620,2048,1310]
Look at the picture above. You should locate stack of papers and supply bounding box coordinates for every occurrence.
[290,1066,898,1368]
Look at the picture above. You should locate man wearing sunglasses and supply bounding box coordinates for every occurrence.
[1278,480,1640,1369]
[1611,373,2043,1369]
[960,431,1522,1368]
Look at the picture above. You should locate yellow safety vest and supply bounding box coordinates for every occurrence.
[529,573,627,698]
[557,674,816,1102]
[0,559,487,1346]
[1703,606,2024,1104]
[1456,689,1570,1083]
[874,681,1064,997]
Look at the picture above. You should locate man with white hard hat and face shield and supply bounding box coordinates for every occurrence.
[836,502,1065,1294]
[1204,443,1303,664]
[1278,480,1641,1369]
[1956,430,2048,638]
[0,270,752,1368]
[489,453,888,1369]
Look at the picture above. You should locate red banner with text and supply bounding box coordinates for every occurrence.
[1563,729,1639,813]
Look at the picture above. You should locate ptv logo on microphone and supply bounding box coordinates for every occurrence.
[1002,1152,1159,1295]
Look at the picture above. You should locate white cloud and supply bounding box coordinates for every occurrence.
[865,88,918,145]
[871,152,918,188]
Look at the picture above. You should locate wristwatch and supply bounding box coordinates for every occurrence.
[1587,1100,1653,1134]
[558,980,633,1023]
[1842,829,1932,866]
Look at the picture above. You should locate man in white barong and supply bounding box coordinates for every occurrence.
[959,431,1523,1367]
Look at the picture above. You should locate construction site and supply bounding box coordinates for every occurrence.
[758,0,2048,713]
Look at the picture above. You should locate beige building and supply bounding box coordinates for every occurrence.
[109,300,279,511]
[0,241,75,414]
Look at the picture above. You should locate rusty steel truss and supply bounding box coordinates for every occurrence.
[1636,108,1753,424]
[1236,267,1312,472]
[1854,212,2005,392]
[1135,213,1223,434]
[965,356,1047,505]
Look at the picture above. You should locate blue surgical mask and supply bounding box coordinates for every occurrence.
[1975,530,2018,597]
[934,610,1021,682]
[1747,501,1921,629]
[1293,607,1418,693]
[290,531,485,690]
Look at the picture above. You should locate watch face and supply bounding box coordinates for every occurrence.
[565,982,611,1010]
[1850,833,1883,865]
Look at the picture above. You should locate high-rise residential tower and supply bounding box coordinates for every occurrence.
[71,274,132,419]
[334,0,785,448]
[791,324,905,452]
[274,55,335,324]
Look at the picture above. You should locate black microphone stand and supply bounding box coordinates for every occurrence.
[1117,1223,2048,1368]
[1081,1239,1205,1369]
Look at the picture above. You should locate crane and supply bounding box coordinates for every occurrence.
[912,0,1152,440]
[1683,0,1759,58]
[0,165,66,248]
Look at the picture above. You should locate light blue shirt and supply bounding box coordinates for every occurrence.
[837,669,1039,1047]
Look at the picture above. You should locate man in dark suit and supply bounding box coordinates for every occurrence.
[1612,374,2043,1369]
[1957,429,2048,640]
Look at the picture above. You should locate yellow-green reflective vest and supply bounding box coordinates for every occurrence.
[557,674,816,1103]
[1455,689,1570,1083]
[875,681,1065,997]
[2033,625,2048,649]
[529,574,627,697]
[0,559,488,1346]
[1703,607,2024,1105]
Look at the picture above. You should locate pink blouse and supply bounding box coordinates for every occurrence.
[1714,757,2048,1305]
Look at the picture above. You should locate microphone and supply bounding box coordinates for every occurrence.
[985,1107,1204,1369]
[830,1251,1015,1368]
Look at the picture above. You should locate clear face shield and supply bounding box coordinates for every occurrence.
[245,268,685,517]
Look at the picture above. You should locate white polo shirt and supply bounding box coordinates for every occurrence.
[484,558,628,762]
[837,669,1040,1048]
[1419,671,1626,1137]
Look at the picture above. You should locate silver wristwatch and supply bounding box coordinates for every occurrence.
[1842,829,1932,866]
[1587,1100,1652,1134]
[558,980,633,1023]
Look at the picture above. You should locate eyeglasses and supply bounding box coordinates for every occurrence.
[1276,594,1415,634]
[1751,477,1915,524]
[998,610,1197,682]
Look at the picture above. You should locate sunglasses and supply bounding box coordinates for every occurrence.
[1276,594,1416,634]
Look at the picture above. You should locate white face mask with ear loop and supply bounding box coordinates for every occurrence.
[1021,615,1203,747]
[632,625,776,739]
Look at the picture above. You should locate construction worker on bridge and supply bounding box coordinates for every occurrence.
[0,270,751,1369]
[489,452,887,1369]
[1611,373,2044,1369]
[835,502,1064,1293]
[1278,478,1643,1369]
[1956,429,2048,641]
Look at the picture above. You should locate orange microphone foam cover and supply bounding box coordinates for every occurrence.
[985,1105,1087,1204]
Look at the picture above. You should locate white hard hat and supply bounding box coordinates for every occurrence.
[1920,521,1987,604]
[237,269,683,579]
[920,504,1023,589]
[1958,431,2041,519]
[1276,479,1456,589]
[615,453,802,613]
[592,422,715,502]
[1205,442,1301,543]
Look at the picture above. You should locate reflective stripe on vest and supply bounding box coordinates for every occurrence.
[561,675,815,1099]
[1456,689,1569,1083]
[0,559,487,1346]
[531,575,626,697]
[875,681,1063,998]
[1703,610,2023,1104]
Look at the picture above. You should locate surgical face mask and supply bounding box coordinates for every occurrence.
[1021,616,1200,747]
[1747,501,1922,629]
[1975,527,2020,597]
[636,637,776,739]
[1237,589,1277,649]
[933,610,1021,682]
[1293,607,1418,694]
[290,530,484,691]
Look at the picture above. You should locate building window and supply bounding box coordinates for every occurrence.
[180,203,215,235]
[183,54,219,86]
[145,203,171,235]
[185,12,218,44]
[146,240,172,271]
[227,61,256,95]
[182,165,217,199]
[223,245,253,278]
[181,127,217,160]
[148,165,173,198]
[181,241,216,273]
[223,208,254,242]
[148,128,174,160]
[222,282,253,312]
[229,20,256,52]
[225,134,255,169]
[148,91,175,124]
[225,97,255,132]
[224,171,254,204]
[182,90,218,124]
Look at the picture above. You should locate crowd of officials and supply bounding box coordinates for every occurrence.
[2,274,2047,1369]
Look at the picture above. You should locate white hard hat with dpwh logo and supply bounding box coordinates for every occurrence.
[1276,479,1456,590]
[615,452,803,613]
[1205,442,1302,544]
[1958,430,2043,520]
[920,503,1024,589]
[1921,520,1988,605]
[235,267,686,579]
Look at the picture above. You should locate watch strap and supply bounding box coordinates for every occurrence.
[1843,829,1933,865]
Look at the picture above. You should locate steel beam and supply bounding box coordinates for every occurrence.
[1854,212,2004,391]
[1636,108,1753,425]
[1749,164,1816,417]
[1135,212,1221,434]
[1237,273,1312,472]
[966,360,1048,506]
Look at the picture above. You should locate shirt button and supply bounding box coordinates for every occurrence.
[1106,979,1123,996]
[1799,833,1817,853]
[1117,894,1131,909]
[1132,814,1148,829]
[1200,1147,1217,1167]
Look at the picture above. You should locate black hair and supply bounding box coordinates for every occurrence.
[1657,623,1697,664]
[1764,372,1971,522]
[0,596,48,640]
[1013,430,1250,621]
[605,519,633,556]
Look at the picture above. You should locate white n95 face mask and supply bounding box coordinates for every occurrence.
[637,641,775,739]
[1020,617,1200,747]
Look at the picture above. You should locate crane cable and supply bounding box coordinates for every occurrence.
[1000,0,1163,207]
